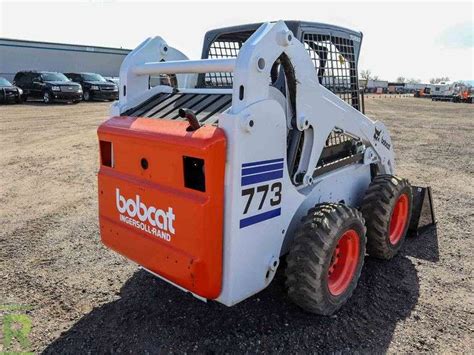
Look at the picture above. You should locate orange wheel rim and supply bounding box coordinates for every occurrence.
[328,229,360,296]
[389,194,409,245]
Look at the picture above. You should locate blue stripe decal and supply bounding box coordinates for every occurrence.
[242,162,284,176]
[241,170,283,186]
[242,158,284,168]
[240,208,281,228]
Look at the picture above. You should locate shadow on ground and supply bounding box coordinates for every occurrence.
[44,228,438,353]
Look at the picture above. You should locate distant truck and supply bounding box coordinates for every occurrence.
[414,87,431,98]
[388,82,405,94]
[405,83,427,93]
[429,82,471,103]
[460,88,473,103]
[367,79,388,93]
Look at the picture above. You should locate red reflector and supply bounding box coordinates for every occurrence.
[100,140,113,167]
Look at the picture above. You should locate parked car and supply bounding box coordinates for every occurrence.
[13,71,82,104]
[104,76,120,86]
[65,73,118,101]
[0,77,23,104]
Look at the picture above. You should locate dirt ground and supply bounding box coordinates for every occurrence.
[0,97,473,353]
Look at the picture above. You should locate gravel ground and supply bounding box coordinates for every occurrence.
[0,97,472,353]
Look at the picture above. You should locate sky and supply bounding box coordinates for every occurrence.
[0,0,473,83]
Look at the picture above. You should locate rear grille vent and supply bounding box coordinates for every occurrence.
[124,93,232,125]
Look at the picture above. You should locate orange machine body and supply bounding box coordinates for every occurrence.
[97,117,226,299]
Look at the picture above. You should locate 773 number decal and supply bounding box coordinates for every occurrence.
[241,182,282,215]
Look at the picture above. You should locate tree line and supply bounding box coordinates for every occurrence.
[359,70,455,84]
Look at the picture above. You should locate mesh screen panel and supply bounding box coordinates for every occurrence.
[203,32,360,111]
[204,40,243,87]
[303,33,360,110]
[303,33,359,146]
[202,30,359,148]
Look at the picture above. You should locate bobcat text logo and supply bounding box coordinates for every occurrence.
[373,127,381,141]
[373,128,391,150]
[116,188,175,242]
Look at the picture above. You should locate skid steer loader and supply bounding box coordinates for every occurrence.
[97,21,435,314]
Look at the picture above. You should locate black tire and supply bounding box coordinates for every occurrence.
[285,203,366,315]
[361,175,413,260]
[83,91,91,101]
[72,100,81,104]
[43,91,52,104]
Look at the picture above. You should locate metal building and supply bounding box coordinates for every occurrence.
[0,38,131,81]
